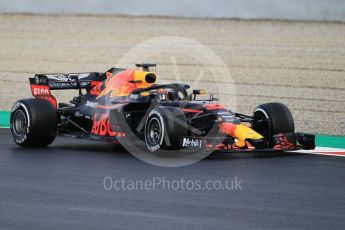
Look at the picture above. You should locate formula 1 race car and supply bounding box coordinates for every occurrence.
[10,63,315,153]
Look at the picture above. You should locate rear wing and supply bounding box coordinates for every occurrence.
[29,72,100,90]
[29,72,101,108]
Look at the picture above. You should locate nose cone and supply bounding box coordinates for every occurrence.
[219,122,266,148]
[245,138,268,149]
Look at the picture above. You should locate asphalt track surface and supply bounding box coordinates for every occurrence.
[0,128,345,230]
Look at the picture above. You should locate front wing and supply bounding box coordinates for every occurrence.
[179,133,315,153]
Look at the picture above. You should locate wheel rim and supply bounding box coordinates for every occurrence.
[13,110,27,136]
[147,117,162,146]
[253,110,270,138]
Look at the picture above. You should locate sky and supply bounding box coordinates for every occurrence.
[1,0,345,21]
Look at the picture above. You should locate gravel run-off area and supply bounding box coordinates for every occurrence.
[0,14,344,135]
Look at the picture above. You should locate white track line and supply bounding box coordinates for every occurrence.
[295,147,345,157]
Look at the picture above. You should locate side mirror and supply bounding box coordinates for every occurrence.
[192,89,206,100]
[193,89,206,95]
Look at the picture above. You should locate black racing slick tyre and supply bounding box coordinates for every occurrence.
[10,99,57,147]
[144,107,188,152]
[252,102,295,146]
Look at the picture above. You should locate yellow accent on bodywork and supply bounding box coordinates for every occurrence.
[134,70,157,89]
[234,124,264,147]
[140,92,151,97]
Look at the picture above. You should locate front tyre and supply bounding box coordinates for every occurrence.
[10,99,57,147]
[144,107,188,152]
[252,102,295,147]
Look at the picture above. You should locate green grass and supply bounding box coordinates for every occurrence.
[316,135,345,149]
[0,111,10,127]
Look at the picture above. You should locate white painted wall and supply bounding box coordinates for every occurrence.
[1,0,345,21]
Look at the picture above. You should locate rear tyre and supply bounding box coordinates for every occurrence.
[10,99,57,147]
[252,102,295,147]
[144,107,188,152]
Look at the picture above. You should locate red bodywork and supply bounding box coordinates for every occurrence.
[30,84,57,108]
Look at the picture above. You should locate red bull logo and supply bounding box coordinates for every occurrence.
[97,69,136,99]
[96,69,157,99]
